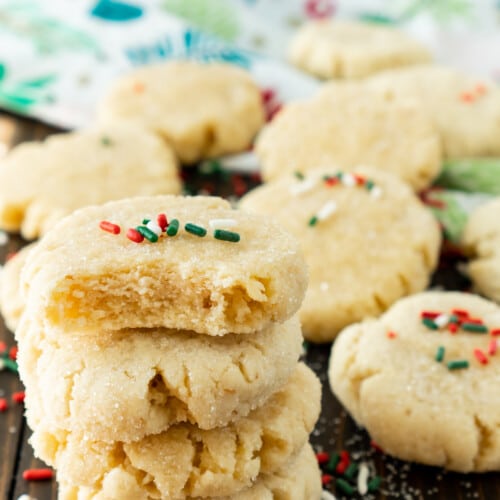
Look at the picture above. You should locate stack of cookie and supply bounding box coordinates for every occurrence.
[16,195,322,499]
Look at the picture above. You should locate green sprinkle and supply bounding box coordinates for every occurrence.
[449,314,459,323]
[302,340,310,352]
[3,357,18,373]
[166,219,179,236]
[368,475,382,492]
[136,226,158,243]
[344,462,358,480]
[214,229,240,242]
[335,172,343,180]
[100,136,112,146]
[185,223,207,237]
[435,345,445,362]
[447,360,469,370]
[308,215,318,227]
[336,478,354,495]
[142,218,150,225]
[326,453,340,473]
[461,322,488,333]
[422,317,438,330]
[365,179,375,190]
[294,171,304,180]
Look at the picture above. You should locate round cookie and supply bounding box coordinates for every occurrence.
[98,60,265,164]
[57,443,321,500]
[17,315,303,442]
[329,291,500,472]
[239,167,441,342]
[367,65,500,158]
[0,243,35,331]
[0,124,181,239]
[21,195,307,336]
[29,364,321,498]
[289,19,431,79]
[462,197,500,303]
[255,82,442,190]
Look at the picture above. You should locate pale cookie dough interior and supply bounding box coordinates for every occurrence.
[98,60,265,164]
[329,291,500,472]
[367,65,500,158]
[21,196,307,335]
[17,315,303,442]
[255,82,442,190]
[29,364,321,499]
[0,242,36,331]
[0,124,181,239]
[289,19,431,79]
[57,442,321,500]
[240,167,441,342]
[462,197,500,303]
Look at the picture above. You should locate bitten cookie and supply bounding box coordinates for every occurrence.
[30,364,321,498]
[329,291,500,472]
[21,195,307,335]
[367,65,500,158]
[0,124,181,239]
[462,197,500,303]
[289,19,431,79]
[98,60,265,164]
[0,243,35,331]
[57,443,321,500]
[17,315,303,442]
[255,82,441,190]
[240,167,441,342]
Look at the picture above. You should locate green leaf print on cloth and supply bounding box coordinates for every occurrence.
[0,1,101,55]
[162,0,240,41]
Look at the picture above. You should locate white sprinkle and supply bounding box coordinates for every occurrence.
[357,462,370,495]
[17,495,37,500]
[320,282,329,292]
[208,218,237,229]
[146,221,163,236]
[341,173,356,187]
[370,186,382,199]
[434,314,449,328]
[321,491,337,500]
[316,200,337,221]
[289,178,317,195]
[0,230,8,246]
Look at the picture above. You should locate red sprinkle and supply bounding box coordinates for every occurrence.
[420,311,441,319]
[0,398,7,412]
[9,346,18,360]
[316,451,330,464]
[157,213,168,232]
[474,349,488,365]
[387,331,397,339]
[126,228,144,243]
[370,440,384,453]
[0,341,6,354]
[23,468,54,481]
[489,339,498,356]
[448,322,458,334]
[452,309,470,318]
[460,91,475,103]
[325,177,339,187]
[464,317,484,325]
[490,329,500,337]
[354,174,366,185]
[99,221,120,235]
[232,175,248,197]
[336,450,350,473]
[12,391,25,404]
[322,474,333,486]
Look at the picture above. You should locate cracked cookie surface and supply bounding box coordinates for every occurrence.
[29,364,321,498]
[462,197,500,304]
[240,167,441,342]
[0,124,180,239]
[329,291,500,472]
[98,61,265,164]
[21,195,307,335]
[17,315,303,442]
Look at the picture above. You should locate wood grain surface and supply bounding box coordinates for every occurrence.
[0,111,497,500]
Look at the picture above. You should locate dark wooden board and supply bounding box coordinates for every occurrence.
[0,111,498,499]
